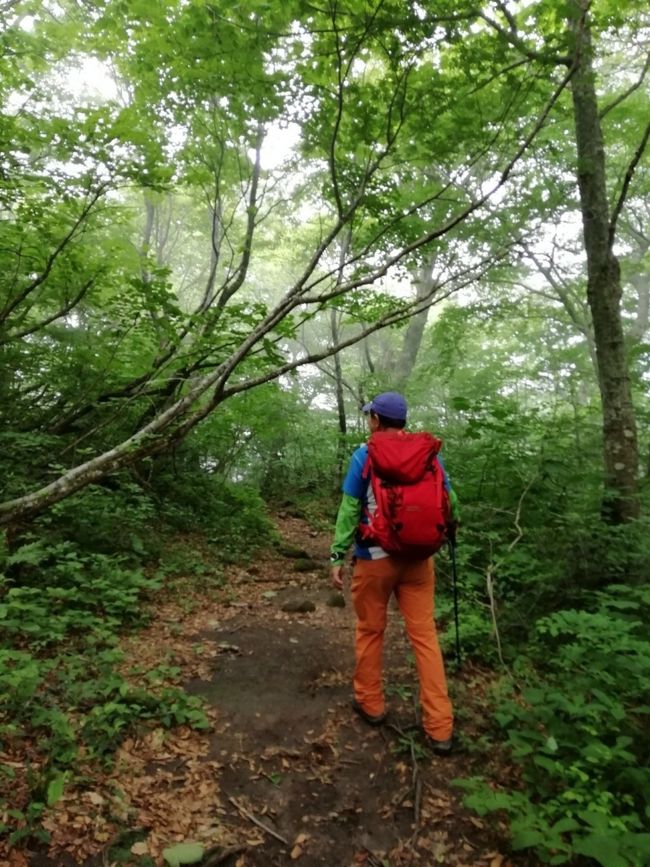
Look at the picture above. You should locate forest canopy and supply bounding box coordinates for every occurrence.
[1,0,646,523]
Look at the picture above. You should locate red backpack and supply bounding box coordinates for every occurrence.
[358,430,451,560]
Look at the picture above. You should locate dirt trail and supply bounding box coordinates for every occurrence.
[32,516,532,867]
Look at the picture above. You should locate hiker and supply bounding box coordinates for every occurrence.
[330,391,459,754]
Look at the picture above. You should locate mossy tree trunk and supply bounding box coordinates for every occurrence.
[569,5,640,521]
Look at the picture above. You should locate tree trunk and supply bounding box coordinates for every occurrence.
[140,196,155,284]
[396,257,436,385]
[330,309,347,437]
[569,6,640,522]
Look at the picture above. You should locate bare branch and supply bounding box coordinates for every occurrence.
[0,184,107,323]
[478,8,571,66]
[608,117,650,249]
[0,279,94,345]
[214,124,265,310]
[218,266,494,404]
[600,50,650,119]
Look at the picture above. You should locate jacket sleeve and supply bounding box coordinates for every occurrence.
[331,492,362,563]
[448,487,460,522]
[438,454,460,522]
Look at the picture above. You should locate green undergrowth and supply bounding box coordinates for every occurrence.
[0,474,275,847]
[455,583,650,867]
[272,491,339,533]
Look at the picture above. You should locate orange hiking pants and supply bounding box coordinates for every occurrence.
[351,556,453,740]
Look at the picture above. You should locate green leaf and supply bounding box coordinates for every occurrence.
[534,754,559,773]
[46,773,67,807]
[545,735,558,753]
[511,825,545,850]
[7,541,49,566]
[572,833,628,867]
[162,842,205,867]
[552,817,580,834]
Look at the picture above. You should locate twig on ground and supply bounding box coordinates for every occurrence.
[409,738,422,828]
[392,785,411,808]
[386,721,417,738]
[228,796,289,845]
[413,770,422,826]
[412,685,421,727]
[385,722,423,827]
[461,835,478,850]
[362,847,385,867]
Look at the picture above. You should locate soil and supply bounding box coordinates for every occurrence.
[18,515,536,867]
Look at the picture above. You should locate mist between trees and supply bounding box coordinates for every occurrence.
[1,1,649,865]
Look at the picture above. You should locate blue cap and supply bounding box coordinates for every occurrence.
[362,391,408,421]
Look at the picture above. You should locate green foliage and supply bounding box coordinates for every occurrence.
[0,637,208,843]
[0,486,221,844]
[2,545,156,647]
[46,483,160,560]
[457,585,650,866]
[390,729,428,762]
[396,292,650,864]
[159,473,275,561]
[0,0,649,860]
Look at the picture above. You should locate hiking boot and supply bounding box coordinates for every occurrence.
[352,698,387,727]
[426,734,454,755]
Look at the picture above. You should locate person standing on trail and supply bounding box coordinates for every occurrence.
[330,392,459,754]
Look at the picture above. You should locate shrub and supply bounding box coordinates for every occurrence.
[0,535,207,846]
[456,584,650,867]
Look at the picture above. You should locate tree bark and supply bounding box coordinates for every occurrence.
[330,308,347,438]
[329,308,349,478]
[569,5,640,521]
[396,257,437,385]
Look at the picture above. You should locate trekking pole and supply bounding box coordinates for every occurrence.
[448,538,461,669]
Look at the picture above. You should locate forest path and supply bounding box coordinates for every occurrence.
[36,516,528,867]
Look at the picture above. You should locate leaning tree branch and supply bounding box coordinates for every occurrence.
[49,131,261,433]
[301,61,575,303]
[0,61,575,525]
[215,254,505,405]
[305,58,555,294]
[0,250,494,525]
